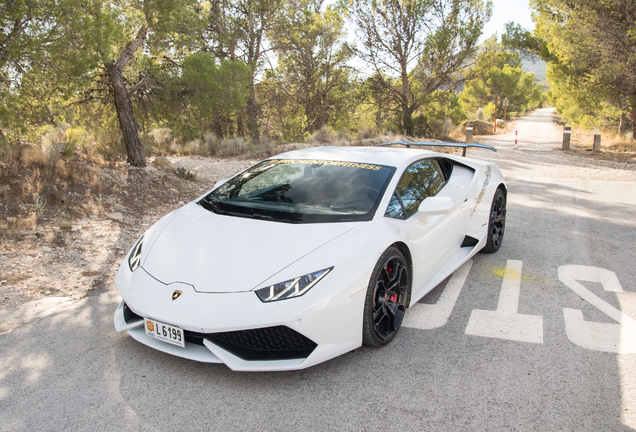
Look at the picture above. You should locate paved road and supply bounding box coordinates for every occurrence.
[479,107,562,150]
[1,110,636,431]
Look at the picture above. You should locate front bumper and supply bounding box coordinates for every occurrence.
[115,300,320,370]
[114,260,373,371]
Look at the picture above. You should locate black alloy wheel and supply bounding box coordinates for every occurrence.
[363,247,410,347]
[481,188,506,253]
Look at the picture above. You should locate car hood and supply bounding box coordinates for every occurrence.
[142,203,362,293]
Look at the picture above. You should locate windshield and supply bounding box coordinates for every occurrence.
[199,159,396,223]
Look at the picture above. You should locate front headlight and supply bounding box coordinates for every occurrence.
[128,235,144,272]
[255,267,333,302]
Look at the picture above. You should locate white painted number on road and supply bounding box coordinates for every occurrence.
[465,260,544,344]
[404,261,633,353]
[559,265,636,354]
[403,260,473,330]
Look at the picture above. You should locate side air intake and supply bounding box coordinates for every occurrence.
[461,236,480,248]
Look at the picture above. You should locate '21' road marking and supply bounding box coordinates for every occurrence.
[402,259,636,354]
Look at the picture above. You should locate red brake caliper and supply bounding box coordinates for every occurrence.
[387,266,398,302]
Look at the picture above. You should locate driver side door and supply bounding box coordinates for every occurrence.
[384,158,468,296]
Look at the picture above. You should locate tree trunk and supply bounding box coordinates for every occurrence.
[213,113,224,139]
[237,112,244,138]
[401,67,413,136]
[619,112,627,136]
[246,79,259,142]
[105,61,146,167]
[227,117,235,137]
[104,26,148,167]
[402,102,414,136]
[632,103,636,142]
[319,91,329,129]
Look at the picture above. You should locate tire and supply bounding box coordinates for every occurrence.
[481,188,506,253]
[362,247,411,347]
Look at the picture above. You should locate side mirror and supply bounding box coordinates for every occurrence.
[213,178,229,189]
[417,197,455,223]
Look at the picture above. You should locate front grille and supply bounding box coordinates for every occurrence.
[185,326,317,361]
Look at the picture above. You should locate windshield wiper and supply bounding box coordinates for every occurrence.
[198,196,225,215]
[199,196,304,223]
[200,198,275,220]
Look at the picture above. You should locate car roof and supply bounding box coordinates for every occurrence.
[271,146,441,167]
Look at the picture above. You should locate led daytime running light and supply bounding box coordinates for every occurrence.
[256,267,333,302]
[128,235,144,272]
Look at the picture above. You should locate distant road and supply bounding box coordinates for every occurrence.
[477,107,562,151]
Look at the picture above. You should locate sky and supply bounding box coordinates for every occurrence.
[319,0,538,76]
[480,0,536,42]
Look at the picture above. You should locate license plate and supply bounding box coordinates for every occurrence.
[144,318,185,348]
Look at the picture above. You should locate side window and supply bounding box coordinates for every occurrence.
[384,194,405,219]
[386,159,446,218]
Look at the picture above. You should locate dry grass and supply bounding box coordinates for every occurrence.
[439,118,454,139]
[604,135,636,152]
[142,129,279,159]
[0,139,116,233]
[19,145,46,167]
[569,128,636,153]
[335,131,351,143]
[7,214,37,231]
[183,139,203,155]
[357,128,375,141]
[92,132,127,162]
[495,119,508,130]
[312,126,334,143]
[58,220,73,230]
[0,146,204,241]
[205,135,278,158]
[41,125,68,147]
[563,127,636,163]
[208,137,247,156]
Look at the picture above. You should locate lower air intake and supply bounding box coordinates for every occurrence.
[200,326,318,361]
[123,303,143,324]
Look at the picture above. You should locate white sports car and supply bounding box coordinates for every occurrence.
[114,144,506,371]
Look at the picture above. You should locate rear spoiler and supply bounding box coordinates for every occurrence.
[380,141,497,157]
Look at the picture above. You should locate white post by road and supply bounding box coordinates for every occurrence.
[562,126,571,150]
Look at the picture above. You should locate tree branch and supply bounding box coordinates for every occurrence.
[128,73,150,95]
[115,26,148,70]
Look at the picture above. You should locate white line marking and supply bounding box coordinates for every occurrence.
[465,260,544,344]
[560,265,636,354]
[403,260,472,330]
